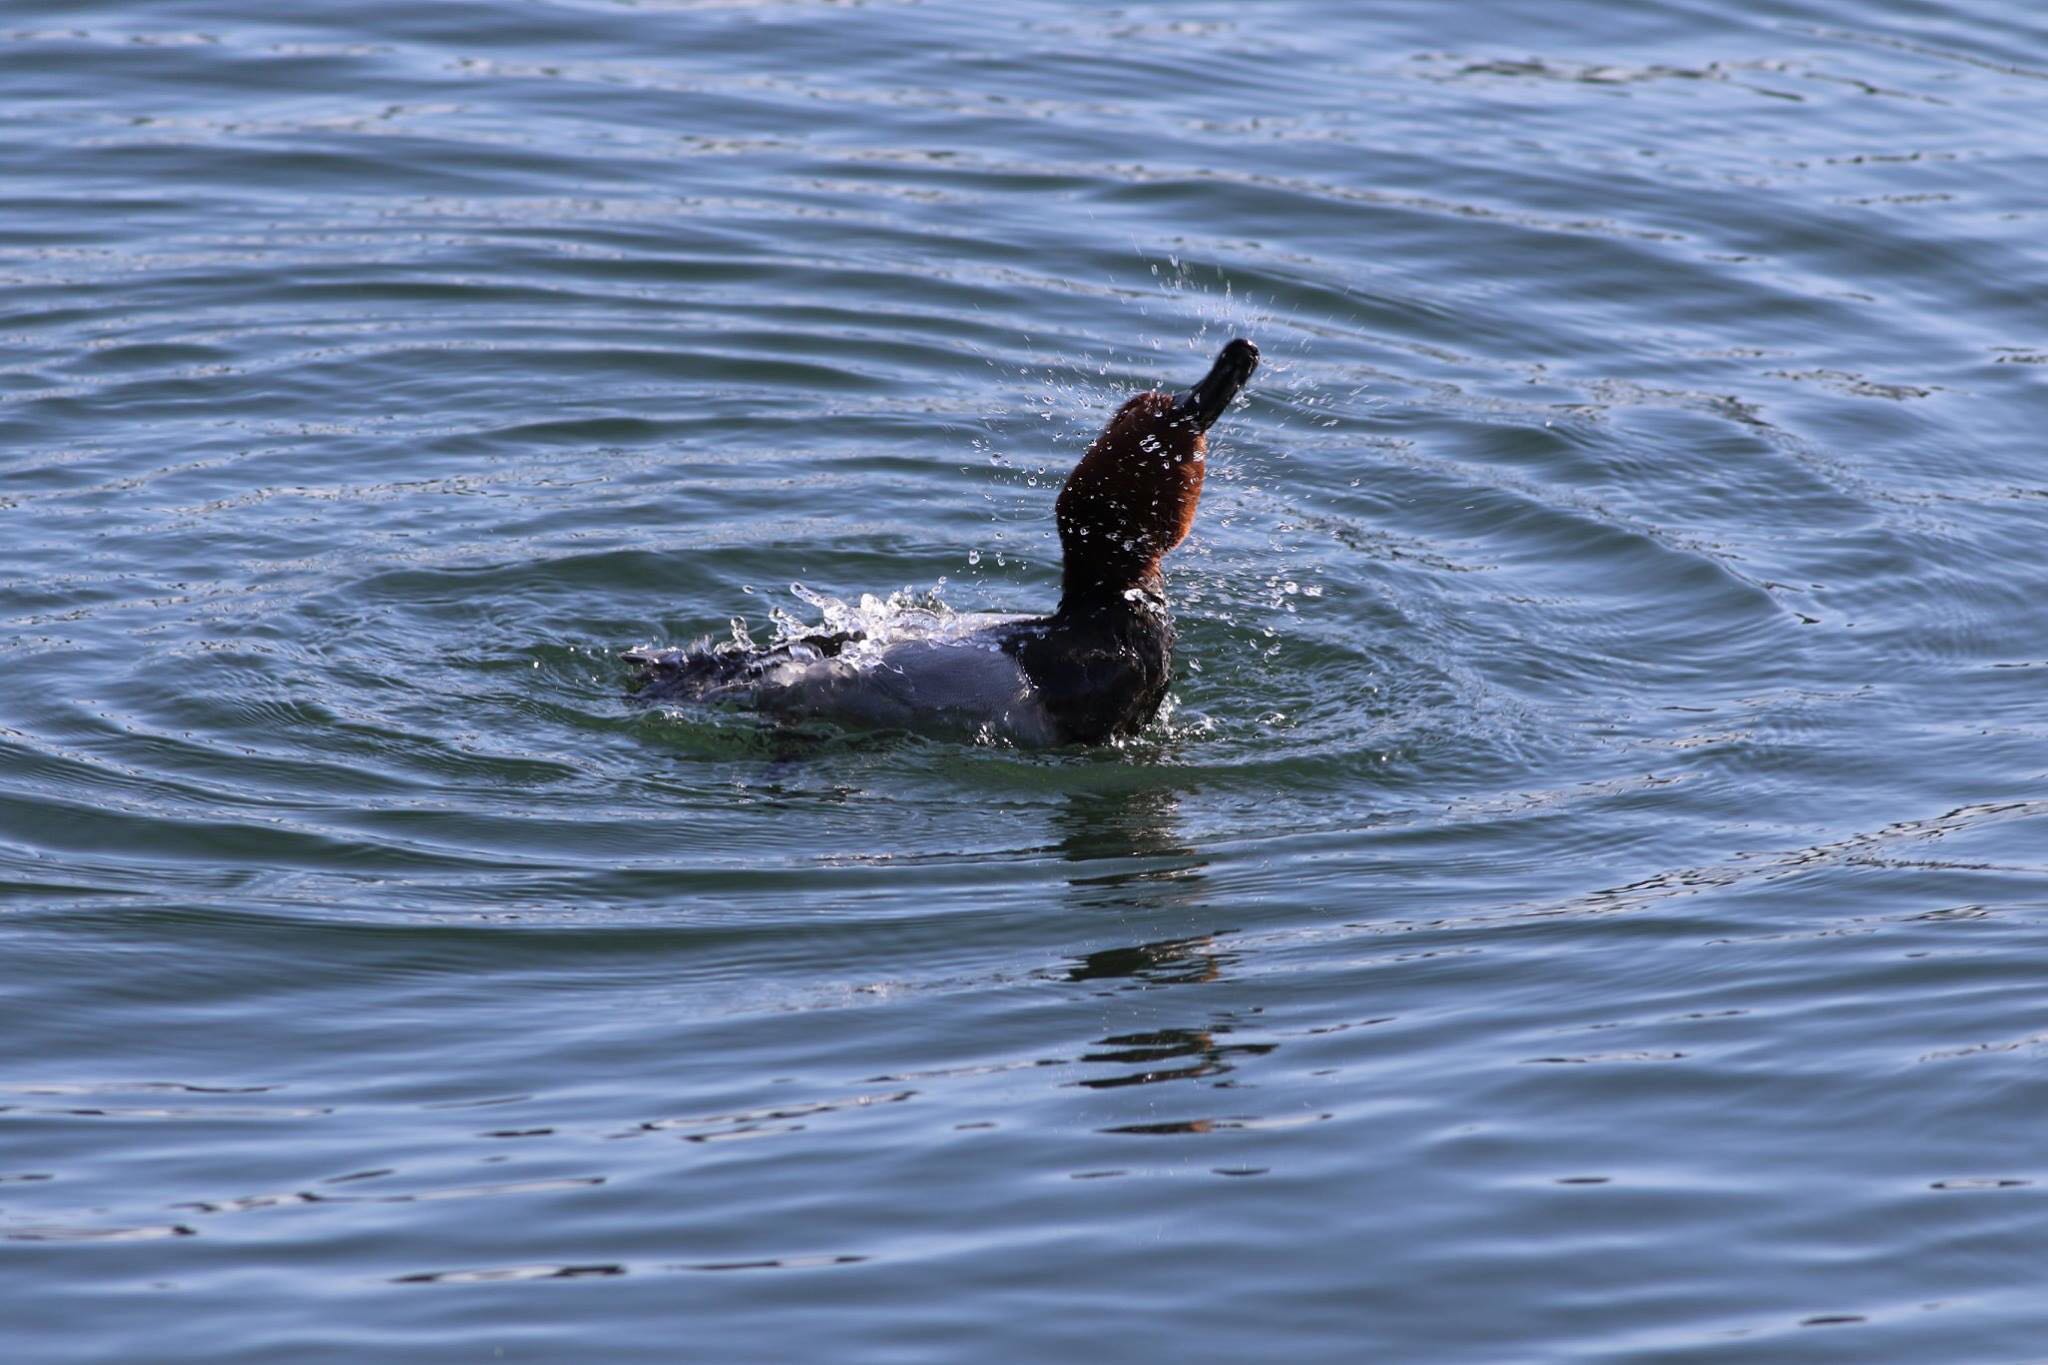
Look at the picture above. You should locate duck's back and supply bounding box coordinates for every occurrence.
[757,617,1061,745]
[630,613,1061,746]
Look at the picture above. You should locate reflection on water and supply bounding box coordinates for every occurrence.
[1049,782,1275,1093]
[1053,782,1208,904]
[1065,934,1231,986]
[1074,1028,1276,1090]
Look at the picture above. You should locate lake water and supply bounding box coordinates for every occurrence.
[5,1,2047,1359]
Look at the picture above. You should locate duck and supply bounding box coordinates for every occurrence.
[627,337,1259,746]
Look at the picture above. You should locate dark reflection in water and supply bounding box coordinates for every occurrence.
[1049,782,1277,1094]
[395,1263,624,1285]
[1074,1028,1277,1090]
[1051,782,1208,908]
[1066,934,1231,986]
[392,1254,866,1284]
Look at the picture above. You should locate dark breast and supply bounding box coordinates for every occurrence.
[1002,593,1175,745]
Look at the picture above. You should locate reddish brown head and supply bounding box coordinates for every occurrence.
[1055,338,1258,604]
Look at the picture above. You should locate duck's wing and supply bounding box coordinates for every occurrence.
[625,630,857,704]
[754,631,1058,746]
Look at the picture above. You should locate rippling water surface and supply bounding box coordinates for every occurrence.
[6,1,2048,1358]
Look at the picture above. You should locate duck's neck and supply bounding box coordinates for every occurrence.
[1055,564,1167,620]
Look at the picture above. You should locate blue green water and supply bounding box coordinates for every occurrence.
[5,1,2048,1359]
